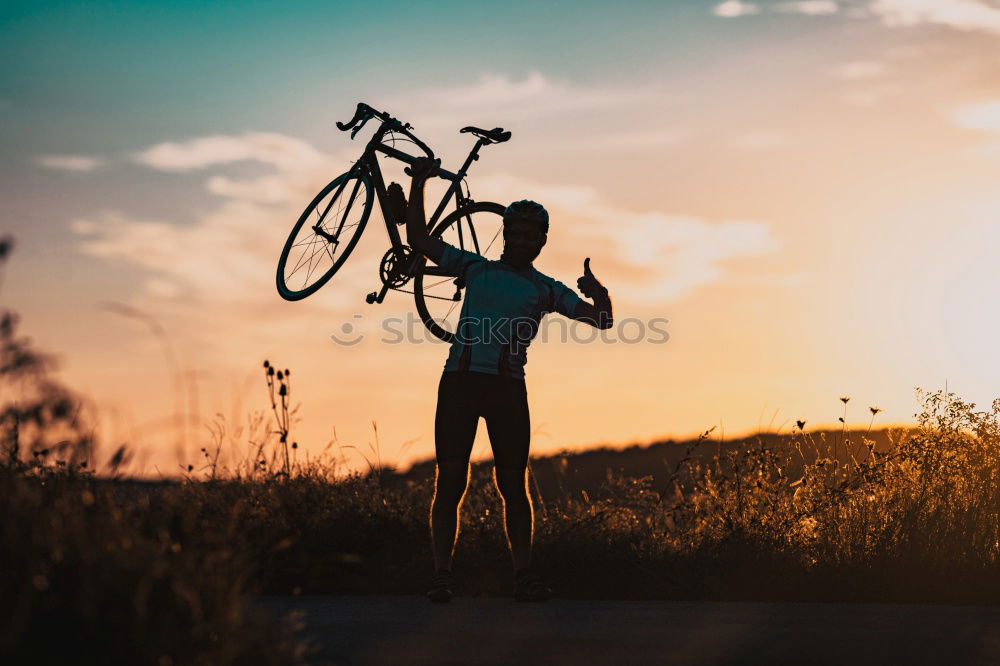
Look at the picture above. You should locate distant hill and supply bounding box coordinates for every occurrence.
[398,427,909,501]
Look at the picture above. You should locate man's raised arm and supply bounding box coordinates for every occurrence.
[572,258,614,330]
[405,157,447,264]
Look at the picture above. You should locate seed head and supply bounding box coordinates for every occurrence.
[840,396,850,404]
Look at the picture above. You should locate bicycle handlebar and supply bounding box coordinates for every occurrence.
[335,102,435,160]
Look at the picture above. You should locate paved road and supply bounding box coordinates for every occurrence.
[256,595,1000,665]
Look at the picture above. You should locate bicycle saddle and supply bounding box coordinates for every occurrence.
[460,126,512,144]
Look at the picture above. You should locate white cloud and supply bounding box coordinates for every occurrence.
[423,71,550,109]
[205,174,301,204]
[370,71,684,162]
[475,173,781,303]
[714,0,837,17]
[831,61,888,79]
[952,100,1000,131]
[78,131,389,310]
[74,203,295,305]
[870,0,1000,35]
[35,154,104,172]
[775,1,840,14]
[714,0,761,17]
[134,132,328,172]
[841,82,902,106]
[383,72,666,134]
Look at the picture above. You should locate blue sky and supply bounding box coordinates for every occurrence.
[0,0,846,146]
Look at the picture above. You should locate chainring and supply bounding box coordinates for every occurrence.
[379,246,415,289]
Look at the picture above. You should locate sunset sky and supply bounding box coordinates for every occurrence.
[3,0,999,475]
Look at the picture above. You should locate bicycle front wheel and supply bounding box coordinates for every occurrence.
[413,201,506,343]
[276,170,372,301]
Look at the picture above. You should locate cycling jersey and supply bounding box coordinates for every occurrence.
[436,243,584,378]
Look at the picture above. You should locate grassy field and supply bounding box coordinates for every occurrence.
[5,375,1000,663]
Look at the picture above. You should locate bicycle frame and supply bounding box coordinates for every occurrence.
[333,119,493,304]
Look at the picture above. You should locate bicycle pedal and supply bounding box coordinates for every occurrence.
[365,292,378,304]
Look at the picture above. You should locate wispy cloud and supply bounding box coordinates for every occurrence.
[774,1,839,14]
[870,0,1000,35]
[476,173,781,303]
[952,100,1000,131]
[77,132,363,308]
[134,132,328,172]
[714,0,837,17]
[375,71,683,159]
[942,101,1000,160]
[385,72,666,132]
[73,205,283,304]
[714,0,761,17]
[841,81,902,106]
[35,154,104,172]
[831,61,889,79]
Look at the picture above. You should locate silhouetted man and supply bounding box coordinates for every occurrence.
[405,157,613,603]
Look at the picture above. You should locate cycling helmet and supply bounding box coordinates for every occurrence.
[503,200,549,233]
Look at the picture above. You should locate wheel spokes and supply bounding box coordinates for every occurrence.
[420,206,505,338]
[283,176,367,292]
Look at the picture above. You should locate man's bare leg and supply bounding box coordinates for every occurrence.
[430,461,471,571]
[494,466,533,571]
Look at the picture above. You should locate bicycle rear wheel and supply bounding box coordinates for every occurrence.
[276,170,372,301]
[413,201,506,342]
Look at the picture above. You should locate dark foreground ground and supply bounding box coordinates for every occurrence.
[256,595,1000,665]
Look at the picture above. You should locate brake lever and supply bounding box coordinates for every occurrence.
[336,102,367,131]
[351,112,373,140]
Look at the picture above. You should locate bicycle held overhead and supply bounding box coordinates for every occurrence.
[275,102,512,342]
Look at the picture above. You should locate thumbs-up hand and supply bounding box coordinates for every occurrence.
[577,257,608,299]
